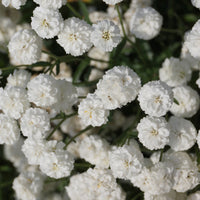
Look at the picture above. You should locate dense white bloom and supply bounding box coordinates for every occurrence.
[138,81,173,117]
[33,0,66,9]
[164,151,200,192]
[78,93,109,127]
[188,191,200,200]
[13,171,44,200]
[66,168,126,200]
[22,138,46,165]
[39,141,74,179]
[185,20,200,59]
[130,7,163,40]
[31,7,63,39]
[137,116,170,150]
[91,20,121,52]
[159,57,192,87]
[53,79,78,112]
[144,190,177,200]
[20,108,50,139]
[88,47,109,69]
[170,85,199,118]
[196,130,200,149]
[57,17,93,56]
[132,162,173,195]
[8,29,42,65]
[88,68,104,81]
[0,114,20,145]
[7,69,31,88]
[0,87,30,119]
[4,137,27,172]
[27,74,59,107]
[109,140,144,180]
[168,116,197,151]
[2,0,27,9]
[95,66,141,109]
[191,0,200,9]
[79,135,110,168]
[102,0,123,5]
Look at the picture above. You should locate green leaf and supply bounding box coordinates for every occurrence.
[78,0,91,24]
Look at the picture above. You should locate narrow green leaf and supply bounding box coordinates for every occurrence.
[78,0,91,24]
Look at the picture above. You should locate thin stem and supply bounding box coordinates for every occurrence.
[87,56,109,63]
[66,3,82,18]
[47,112,77,140]
[64,125,92,149]
[161,28,182,35]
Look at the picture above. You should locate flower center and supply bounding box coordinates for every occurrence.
[151,129,158,136]
[42,19,49,27]
[102,31,111,40]
[69,33,77,41]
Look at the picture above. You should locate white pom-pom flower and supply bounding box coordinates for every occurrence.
[31,6,63,39]
[57,17,93,56]
[168,116,197,151]
[78,93,109,127]
[79,135,110,168]
[8,29,42,65]
[95,66,141,110]
[137,116,170,150]
[188,191,200,200]
[0,87,30,120]
[109,140,144,180]
[91,20,122,52]
[185,20,200,59]
[6,69,31,88]
[170,85,200,118]
[138,80,173,117]
[33,0,66,9]
[191,0,200,9]
[130,7,163,40]
[13,171,44,200]
[159,57,192,87]
[27,74,59,107]
[0,114,20,145]
[2,0,27,9]
[20,108,50,139]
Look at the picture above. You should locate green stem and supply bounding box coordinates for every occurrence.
[66,3,82,18]
[47,112,77,140]
[161,28,182,35]
[64,125,92,149]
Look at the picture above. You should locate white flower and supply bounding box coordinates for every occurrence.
[168,116,197,151]
[20,108,50,139]
[170,85,200,118]
[79,135,110,168]
[0,114,20,145]
[109,140,144,180]
[164,151,200,192]
[39,141,74,179]
[2,0,27,9]
[8,29,42,65]
[0,87,30,119]
[95,66,141,109]
[88,68,104,81]
[7,69,31,88]
[57,17,93,56]
[102,0,123,5]
[185,20,200,60]
[144,190,177,200]
[196,130,200,150]
[129,7,163,40]
[138,80,173,117]
[22,138,46,165]
[12,171,44,200]
[27,74,59,107]
[78,93,109,127]
[91,20,122,52]
[33,0,66,9]
[66,168,126,200]
[88,47,109,69]
[132,162,173,195]
[191,0,200,9]
[31,7,64,39]
[53,79,78,113]
[159,57,192,87]
[137,116,170,150]
[188,191,200,200]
